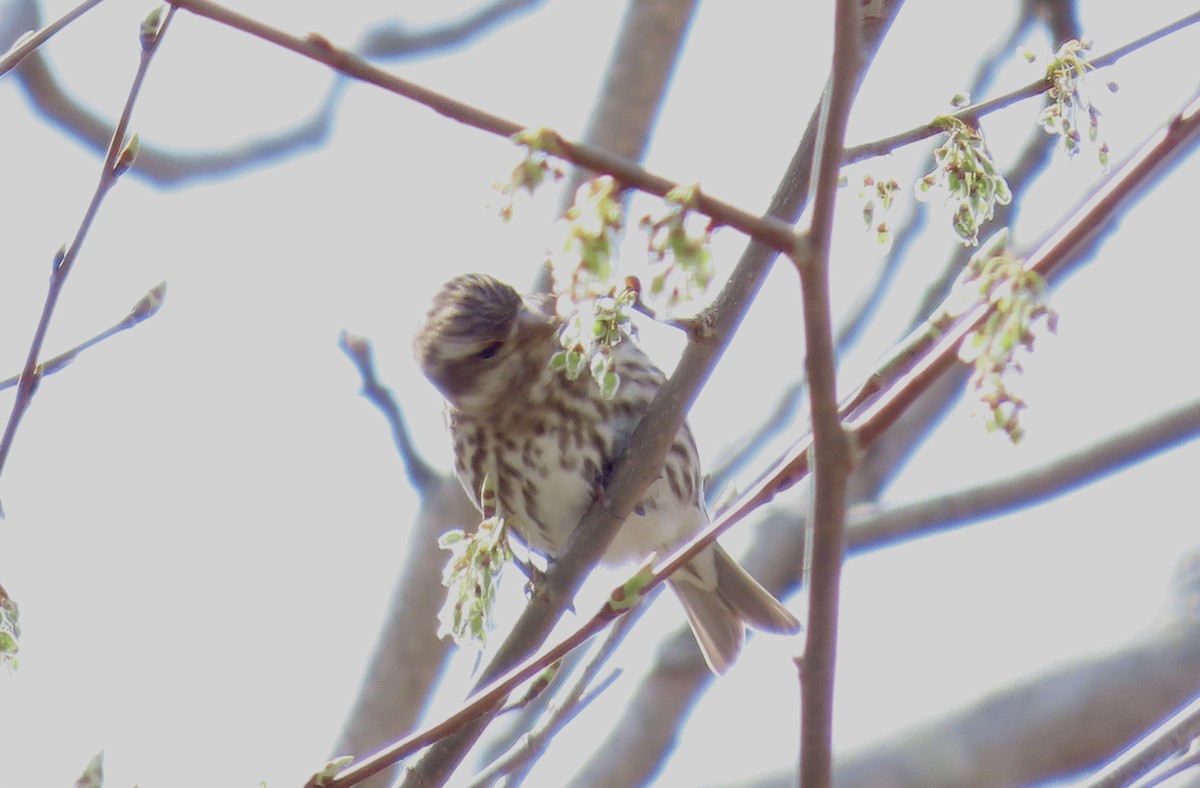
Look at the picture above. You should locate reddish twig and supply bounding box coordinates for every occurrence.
[164,0,800,255]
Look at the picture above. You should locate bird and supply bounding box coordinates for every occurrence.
[413,272,800,674]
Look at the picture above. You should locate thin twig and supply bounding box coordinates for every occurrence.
[1079,691,1200,788]
[466,598,646,788]
[705,379,804,502]
[165,0,801,255]
[0,7,176,489]
[337,333,440,495]
[697,87,1200,536]
[1135,741,1200,788]
[7,0,548,186]
[0,0,107,77]
[0,283,166,394]
[847,89,1200,447]
[841,10,1200,165]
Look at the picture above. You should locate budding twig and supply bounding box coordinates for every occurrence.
[0,6,176,489]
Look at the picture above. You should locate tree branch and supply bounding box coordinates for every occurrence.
[165,0,801,255]
[848,396,1200,553]
[359,0,544,59]
[0,283,166,394]
[841,10,1200,165]
[795,1,861,784]
[338,334,440,495]
[1082,689,1200,788]
[0,0,105,77]
[0,6,176,491]
[830,620,1200,787]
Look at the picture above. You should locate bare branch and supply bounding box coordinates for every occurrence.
[4,0,548,185]
[795,1,863,783]
[849,397,1200,553]
[0,6,177,489]
[166,0,801,255]
[11,44,346,185]
[832,621,1200,787]
[338,333,440,495]
[557,0,699,201]
[360,0,545,59]
[1082,690,1200,788]
[705,379,804,499]
[532,0,699,295]
[465,599,645,787]
[0,283,167,394]
[326,475,474,788]
[0,0,105,77]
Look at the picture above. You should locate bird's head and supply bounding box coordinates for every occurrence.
[413,273,557,415]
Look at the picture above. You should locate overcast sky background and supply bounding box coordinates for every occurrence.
[2,1,1200,785]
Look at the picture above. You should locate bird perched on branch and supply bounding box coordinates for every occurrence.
[414,272,799,673]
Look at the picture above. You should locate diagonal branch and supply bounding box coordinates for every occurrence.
[705,86,1200,540]
[338,333,439,494]
[841,10,1200,165]
[1080,686,1200,788]
[0,0,106,77]
[848,396,1200,553]
[0,283,166,394]
[165,0,801,255]
[4,0,547,185]
[0,6,177,492]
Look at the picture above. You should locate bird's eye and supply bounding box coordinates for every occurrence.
[475,340,503,360]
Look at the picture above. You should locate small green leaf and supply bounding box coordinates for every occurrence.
[600,370,620,400]
[74,752,104,788]
[310,756,354,787]
[140,6,164,50]
[609,565,655,611]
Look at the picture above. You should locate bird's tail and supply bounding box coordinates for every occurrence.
[668,544,800,674]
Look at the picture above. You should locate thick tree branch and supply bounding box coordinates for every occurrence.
[831,620,1200,787]
[557,0,697,202]
[330,336,480,788]
[532,0,699,296]
[849,397,1200,553]
[795,2,861,784]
